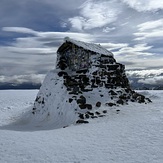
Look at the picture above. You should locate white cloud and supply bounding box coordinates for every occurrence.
[134,19,163,40]
[119,57,163,70]
[2,27,37,35]
[37,31,94,42]
[121,0,163,12]
[138,76,163,85]
[69,0,122,30]
[134,30,163,40]
[2,27,95,42]
[98,42,128,51]
[114,43,153,56]
[102,27,116,33]
[137,19,163,31]
[69,16,85,31]
[126,69,163,78]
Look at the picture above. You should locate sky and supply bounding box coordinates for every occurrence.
[0,0,163,88]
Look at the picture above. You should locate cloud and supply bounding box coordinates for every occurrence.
[121,0,163,12]
[114,43,153,56]
[102,27,116,33]
[2,27,37,35]
[126,68,163,86]
[2,27,94,42]
[137,19,163,31]
[138,76,163,85]
[122,57,163,70]
[1,27,95,55]
[126,69,163,78]
[134,19,163,40]
[68,0,122,30]
[97,42,128,51]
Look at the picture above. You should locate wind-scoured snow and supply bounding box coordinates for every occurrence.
[64,37,113,56]
[0,90,163,163]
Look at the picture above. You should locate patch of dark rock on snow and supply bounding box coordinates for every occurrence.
[96,102,101,107]
[117,99,124,105]
[85,104,92,110]
[103,110,107,114]
[105,102,116,107]
[76,120,89,124]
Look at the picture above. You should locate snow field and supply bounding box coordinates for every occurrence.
[0,90,163,163]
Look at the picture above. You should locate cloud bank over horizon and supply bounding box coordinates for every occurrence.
[0,0,163,88]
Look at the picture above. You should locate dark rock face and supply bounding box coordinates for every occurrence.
[59,55,131,95]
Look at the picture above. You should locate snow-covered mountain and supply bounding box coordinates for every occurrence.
[30,38,151,128]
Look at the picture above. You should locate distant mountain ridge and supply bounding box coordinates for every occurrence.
[0,82,41,90]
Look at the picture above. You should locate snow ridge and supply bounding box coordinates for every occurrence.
[64,37,113,56]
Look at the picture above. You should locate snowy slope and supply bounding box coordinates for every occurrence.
[0,90,163,163]
[30,69,79,129]
[0,90,38,126]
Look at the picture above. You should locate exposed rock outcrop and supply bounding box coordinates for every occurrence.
[32,38,151,128]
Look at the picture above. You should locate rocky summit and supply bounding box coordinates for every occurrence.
[32,38,151,127]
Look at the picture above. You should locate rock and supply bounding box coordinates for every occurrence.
[58,71,68,77]
[99,115,105,117]
[117,99,124,105]
[116,109,120,113]
[32,107,36,110]
[86,104,92,110]
[137,95,145,103]
[79,114,84,119]
[119,94,127,100]
[109,90,117,95]
[103,110,107,114]
[69,98,73,103]
[82,88,93,92]
[146,98,152,103]
[76,120,89,124]
[77,96,86,104]
[79,104,87,109]
[80,95,86,101]
[105,102,116,107]
[131,99,135,102]
[91,116,98,119]
[87,111,94,116]
[85,114,90,119]
[76,69,88,74]
[95,111,101,115]
[92,71,98,75]
[132,92,139,99]
[96,101,101,107]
